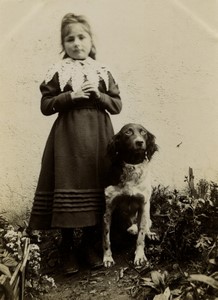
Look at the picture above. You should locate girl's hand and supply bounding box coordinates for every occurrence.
[81,81,100,99]
[70,88,90,100]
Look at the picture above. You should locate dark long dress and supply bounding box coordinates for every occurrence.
[29,63,122,230]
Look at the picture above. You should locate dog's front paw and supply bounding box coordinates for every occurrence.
[146,230,158,240]
[103,254,115,268]
[134,248,147,266]
[127,224,138,235]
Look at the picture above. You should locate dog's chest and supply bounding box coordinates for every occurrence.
[105,161,151,201]
[121,164,144,185]
[119,162,150,193]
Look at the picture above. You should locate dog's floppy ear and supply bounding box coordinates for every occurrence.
[146,131,158,161]
[107,133,121,162]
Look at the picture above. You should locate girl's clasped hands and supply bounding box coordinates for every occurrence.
[71,80,100,100]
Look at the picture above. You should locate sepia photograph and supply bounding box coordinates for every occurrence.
[0,0,218,299]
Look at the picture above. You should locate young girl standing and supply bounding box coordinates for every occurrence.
[29,13,122,274]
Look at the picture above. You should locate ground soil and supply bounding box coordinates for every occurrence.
[41,251,147,300]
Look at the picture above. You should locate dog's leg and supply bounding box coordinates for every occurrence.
[134,194,157,265]
[144,198,157,240]
[103,186,120,267]
[134,205,148,266]
[103,203,114,267]
[134,191,153,266]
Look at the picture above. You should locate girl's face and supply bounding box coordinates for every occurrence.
[63,23,92,60]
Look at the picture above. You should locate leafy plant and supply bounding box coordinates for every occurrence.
[138,177,218,299]
[25,243,56,298]
[0,219,24,278]
[0,214,56,299]
[150,181,217,263]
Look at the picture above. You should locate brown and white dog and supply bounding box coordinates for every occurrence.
[103,123,158,267]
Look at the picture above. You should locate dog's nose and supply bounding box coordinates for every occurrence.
[135,140,144,147]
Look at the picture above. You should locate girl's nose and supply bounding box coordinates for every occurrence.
[74,37,80,46]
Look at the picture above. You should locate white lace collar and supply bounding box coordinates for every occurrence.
[44,57,110,92]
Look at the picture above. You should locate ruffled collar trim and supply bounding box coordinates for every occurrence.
[44,57,110,92]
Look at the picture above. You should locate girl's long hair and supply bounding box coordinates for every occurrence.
[61,13,96,60]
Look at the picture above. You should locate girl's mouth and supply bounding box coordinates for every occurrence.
[74,49,83,53]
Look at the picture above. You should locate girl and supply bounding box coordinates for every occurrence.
[29,13,122,275]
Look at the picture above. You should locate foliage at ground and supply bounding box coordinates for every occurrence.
[0,177,218,299]
[0,216,55,299]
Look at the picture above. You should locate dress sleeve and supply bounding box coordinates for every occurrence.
[40,72,73,116]
[98,71,122,115]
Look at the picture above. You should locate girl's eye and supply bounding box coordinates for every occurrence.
[125,129,133,136]
[66,37,75,42]
[140,130,147,136]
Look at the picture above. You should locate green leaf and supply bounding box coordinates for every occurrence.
[189,274,218,289]
[2,256,18,267]
[153,287,171,300]
[153,295,167,300]
[0,263,11,278]
[151,271,163,286]
[141,281,158,290]
[211,272,218,280]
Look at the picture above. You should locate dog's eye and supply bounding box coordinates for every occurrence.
[140,130,147,136]
[125,129,133,136]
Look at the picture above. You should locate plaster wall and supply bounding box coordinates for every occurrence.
[1,0,218,219]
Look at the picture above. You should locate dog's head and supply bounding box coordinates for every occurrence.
[108,123,158,164]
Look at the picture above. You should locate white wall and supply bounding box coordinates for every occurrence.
[1,0,218,219]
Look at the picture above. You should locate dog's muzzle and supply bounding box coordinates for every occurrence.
[134,138,146,150]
